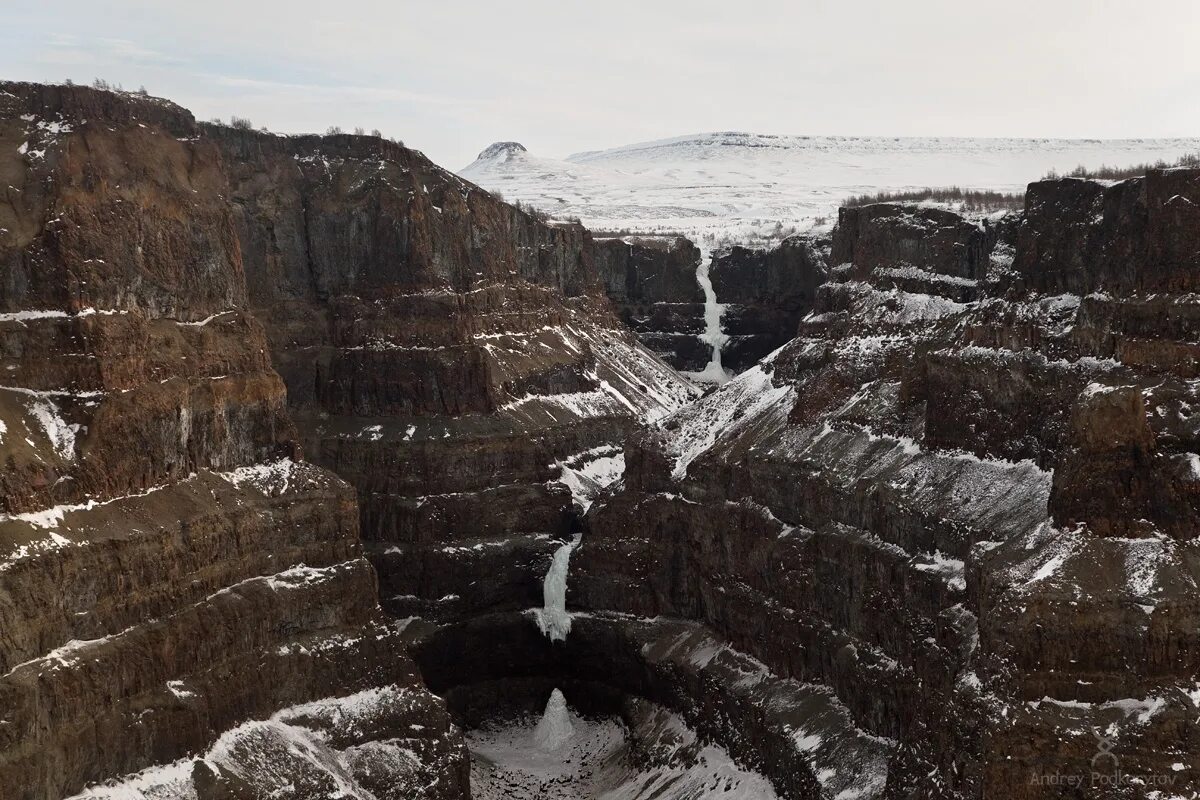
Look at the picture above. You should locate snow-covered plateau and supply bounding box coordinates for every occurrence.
[459,133,1200,247]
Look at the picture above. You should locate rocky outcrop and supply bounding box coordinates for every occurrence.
[590,235,709,370]
[590,233,831,375]
[207,124,696,628]
[710,234,829,371]
[0,82,468,799]
[1015,171,1200,295]
[830,203,1000,285]
[574,189,1200,798]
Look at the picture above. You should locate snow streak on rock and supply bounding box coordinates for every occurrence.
[495,322,699,427]
[665,348,795,480]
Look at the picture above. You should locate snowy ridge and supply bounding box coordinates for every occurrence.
[460,132,1200,247]
[634,619,893,800]
[0,464,331,572]
[496,322,699,427]
[663,348,796,480]
[65,685,439,800]
[4,562,352,680]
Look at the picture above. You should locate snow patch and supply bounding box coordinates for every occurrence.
[913,551,967,592]
[27,396,76,460]
[217,458,297,496]
[553,445,625,513]
[666,351,795,480]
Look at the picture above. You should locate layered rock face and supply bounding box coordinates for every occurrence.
[6,77,1198,800]
[590,233,830,376]
[710,234,829,371]
[208,125,696,626]
[575,191,1200,798]
[0,83,466,799]
[0,81,699,800]
[591,235,708,370]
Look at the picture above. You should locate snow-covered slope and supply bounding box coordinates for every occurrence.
[459,132,1200,246]
[470,693,781,800]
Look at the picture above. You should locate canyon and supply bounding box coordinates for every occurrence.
[1,80,1197,800]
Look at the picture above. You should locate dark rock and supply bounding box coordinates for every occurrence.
[590,235,708,369]
[0,82,469,799]
[1015,170,1200,294]
[710,234,828,369]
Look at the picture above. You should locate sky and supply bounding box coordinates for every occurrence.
[2,0,1198,170]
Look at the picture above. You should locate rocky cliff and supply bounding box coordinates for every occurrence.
[590,233,830,377]
[710,234,829,371]
[0,80,698,799]
[206,124,696,627]
[571,193,1200,798]
[5,78,1198,800]
[0,82,472,799]
[591,235,709,370]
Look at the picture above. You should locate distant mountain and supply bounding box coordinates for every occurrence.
[460,132,1200,246]
[474,141,528,161]
[459,140,697,227]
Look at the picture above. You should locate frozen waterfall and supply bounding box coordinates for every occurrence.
[533,534,581,641]
[532,689,575,751]
[688,245,731,385]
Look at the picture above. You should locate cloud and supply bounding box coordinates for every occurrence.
[205,75,464,109]
[38,35,186,69]
[1,0,1198,169]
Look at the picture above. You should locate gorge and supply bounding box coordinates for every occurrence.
[1,80,1198,800]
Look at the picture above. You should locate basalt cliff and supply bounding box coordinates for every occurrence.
[573,187,1200,798]
[1,81,1197,800]
[590,233,828,375]
[0,81,693,799]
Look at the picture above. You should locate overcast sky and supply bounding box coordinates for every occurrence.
[3,1,1198,169]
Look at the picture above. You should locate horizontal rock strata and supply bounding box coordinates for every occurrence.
[591,235,709,370]
[710,234,828,371]
[209,123,697,627]
[6,78,1199,800]
[0,82,466,800]
[576,191,1200,798]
